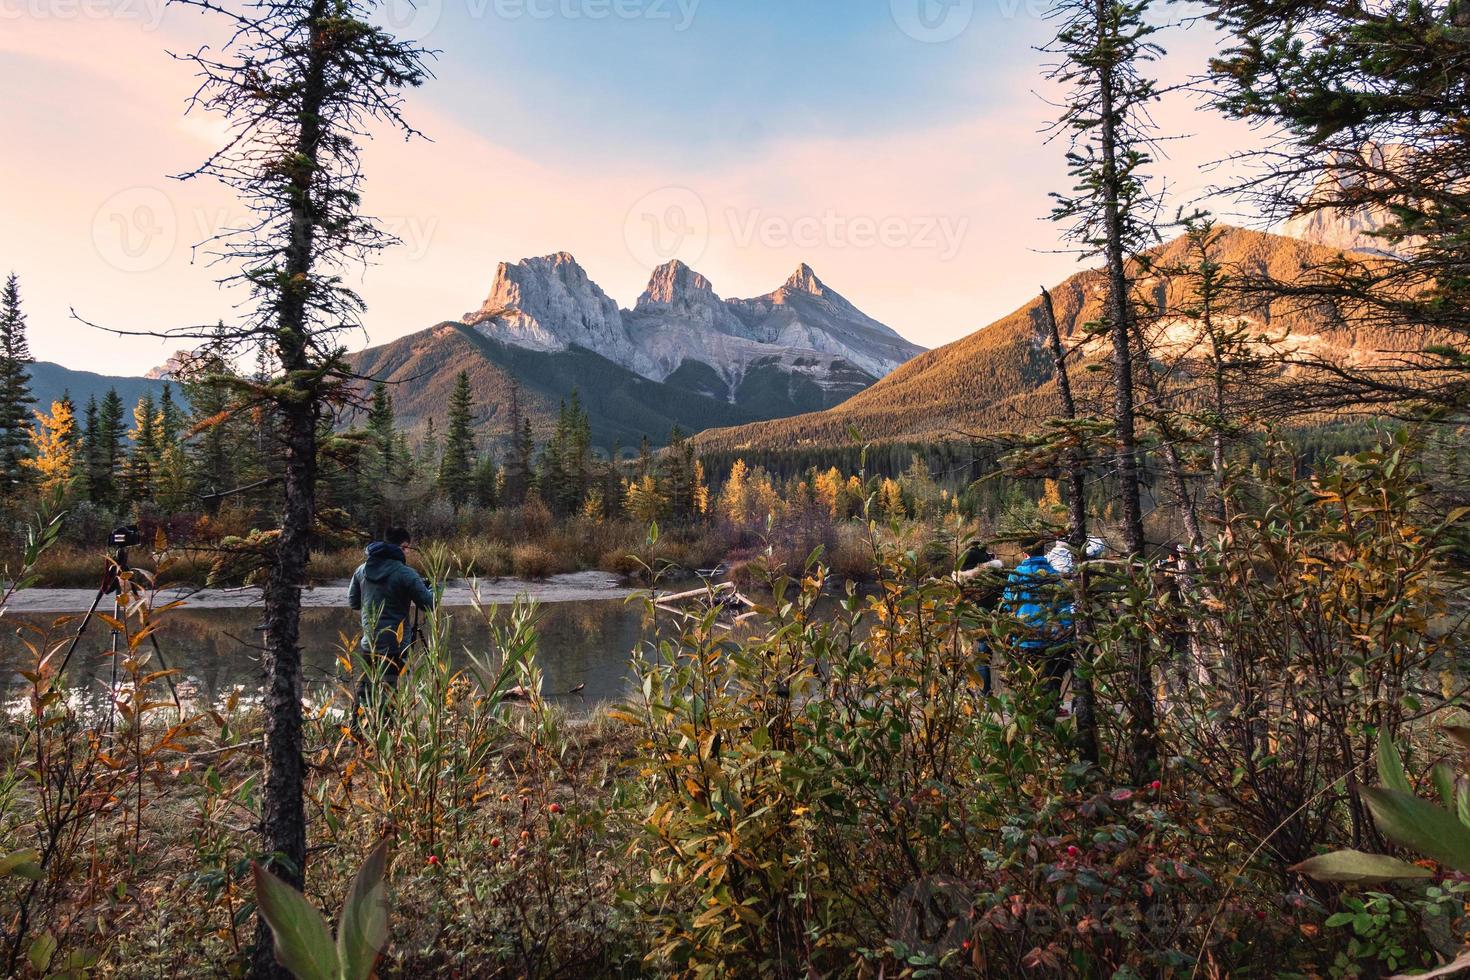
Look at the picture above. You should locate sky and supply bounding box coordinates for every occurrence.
[0,0,1264,376]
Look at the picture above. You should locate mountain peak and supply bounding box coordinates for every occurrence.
[784,263,824,294]
[638,259,718,310]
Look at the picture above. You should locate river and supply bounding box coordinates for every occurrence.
[1,577,661,717]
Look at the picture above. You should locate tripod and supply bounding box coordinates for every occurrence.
[55,542,182,727]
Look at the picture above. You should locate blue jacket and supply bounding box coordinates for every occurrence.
[1001,555,1073,650]
[348,542,435,653]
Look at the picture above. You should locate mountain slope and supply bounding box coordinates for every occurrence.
[26,361,177,414]
[345,322,865,451]
[696,226,1364,451]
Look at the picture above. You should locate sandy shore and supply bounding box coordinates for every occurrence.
[3,571,641,614]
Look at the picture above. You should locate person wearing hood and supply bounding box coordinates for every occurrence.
[348,527,436,724]
[1001,535,1075,709]
[956,540,1005,696]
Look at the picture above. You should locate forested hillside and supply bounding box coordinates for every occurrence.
[698,226,1377,451]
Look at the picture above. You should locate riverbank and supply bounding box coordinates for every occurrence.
[1,570,640,613]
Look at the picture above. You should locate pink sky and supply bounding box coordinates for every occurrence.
[0,11,1262,376]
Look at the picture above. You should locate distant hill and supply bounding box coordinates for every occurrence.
[695,226,1372,452]
[26,361,177,415]
[344,322,867,452]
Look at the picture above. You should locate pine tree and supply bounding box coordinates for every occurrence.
[1045,0,1163,558]
[182,329,242,511]
[160,4,432,971]
[0,273,35,495]
[92,389,127,509]
[473,453,499,510]
[503,381,534,506]
[126,393,160,503]
[438,371,476,509]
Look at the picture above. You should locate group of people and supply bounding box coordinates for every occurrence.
[343,527,1192,729]
[955,535,1108,707]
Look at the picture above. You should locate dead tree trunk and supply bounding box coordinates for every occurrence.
[1040,287,1100,769]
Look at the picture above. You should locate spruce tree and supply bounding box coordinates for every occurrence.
[1045,0,1164,556]
[81,395,101,503]
[363,382,398,528]
[93,389,126,509]
[126,393,160,503]
[182,332,241,511]
[158,4,431,973]
[438,371,476,509]
[158,383,183,448]
[473,453,499,510]
[366,382,397,466]
[503,380,533,506]
[419,416,439,479]
[1045,0,1164,780]
[0,273,35,495]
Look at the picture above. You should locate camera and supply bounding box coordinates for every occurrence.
[109,525,143,548]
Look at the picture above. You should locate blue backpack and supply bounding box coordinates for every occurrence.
[1002,556,1072,650]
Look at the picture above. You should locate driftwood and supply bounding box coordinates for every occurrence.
[654,582,758,632]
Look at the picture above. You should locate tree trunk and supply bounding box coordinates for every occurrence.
[1040,287,1100,768]
[251,5,328,976]
[1131,321,1204,548]
[1093,3,1156,782]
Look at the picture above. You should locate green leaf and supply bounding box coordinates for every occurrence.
[1434,763,1457,809]
[1379,729,1412,795]
[1363,787,1470,873]
[0,848,42,880]
[337,840,391,980]
[252,862,338,980]
[28,932,56,973]
[1290,850,1432,884]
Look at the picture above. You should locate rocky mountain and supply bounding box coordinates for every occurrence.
[1278,143,1421,259]
[696,226,1370,452]
[462,254,924,405]
[345,253,924,450]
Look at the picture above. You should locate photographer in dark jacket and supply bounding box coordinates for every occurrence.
[347,527,435,725]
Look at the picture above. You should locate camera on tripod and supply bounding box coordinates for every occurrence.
[109,525,143,549]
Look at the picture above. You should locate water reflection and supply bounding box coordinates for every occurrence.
[0,600,652,717]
